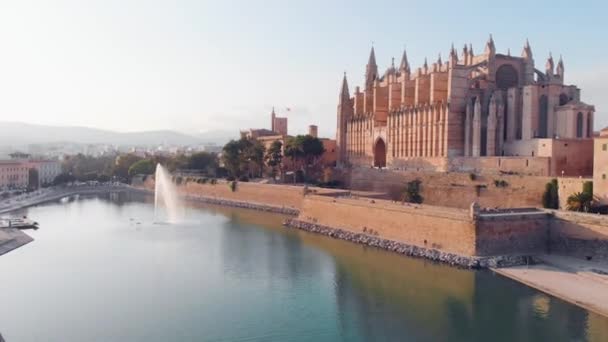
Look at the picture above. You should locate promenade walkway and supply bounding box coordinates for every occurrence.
[494,254,608,317]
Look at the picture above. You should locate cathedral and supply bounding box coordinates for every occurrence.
[336,36,596,176]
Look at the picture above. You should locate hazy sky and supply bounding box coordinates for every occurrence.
[0,0,606,138]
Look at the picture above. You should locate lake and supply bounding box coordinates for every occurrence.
[0,194,607,341]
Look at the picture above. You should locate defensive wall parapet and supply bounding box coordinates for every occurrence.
[349,167,590,210]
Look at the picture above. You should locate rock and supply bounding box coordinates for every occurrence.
[284,219,534,269]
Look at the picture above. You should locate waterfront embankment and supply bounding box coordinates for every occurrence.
[494,254,608,317]
[0,184,136,256]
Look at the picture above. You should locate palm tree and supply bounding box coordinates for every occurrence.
[566,192,593,212]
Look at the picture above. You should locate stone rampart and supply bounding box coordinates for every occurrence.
[476,212,550,256]
[296,195,475,256]
[140,177,608,265]
[349,168,587,210]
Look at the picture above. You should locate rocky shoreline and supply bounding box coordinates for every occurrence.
[284,218,534,269]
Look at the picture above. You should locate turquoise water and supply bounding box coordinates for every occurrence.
[0,194,607,341]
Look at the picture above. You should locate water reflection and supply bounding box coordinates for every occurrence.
[0,196,606,342]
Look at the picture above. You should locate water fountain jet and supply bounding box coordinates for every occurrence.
[154,164,183,223]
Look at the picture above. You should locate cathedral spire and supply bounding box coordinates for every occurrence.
[522,39,533,59]
[546,53,555,76]
[368,46,377,66]
[449,43,458,65]
[365,46,378,90]
[556,55,564,79]
[423,57,428,74]
[399,47,410,74]
[469,43,474,58]
[485,34,495,55]
[339,72,350,104]
[437,53,442,66]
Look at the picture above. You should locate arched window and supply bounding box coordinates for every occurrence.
[496,64,519,90]
[587,112,593,137]
[538,95,548,138]
[559,93,569,106]
[576,112,584,138]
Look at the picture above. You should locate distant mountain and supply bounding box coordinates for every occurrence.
[0,121,235,147]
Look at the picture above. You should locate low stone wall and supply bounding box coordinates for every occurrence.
[550,211,608,261]
[142,177,309,212]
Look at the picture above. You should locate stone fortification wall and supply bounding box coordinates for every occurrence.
[550,211,608,261]
[294,195,552,261]
[143,178,307,212]
[448,157,551,176]
[476,213,550,256]
[350,168,549,209]
[141,176,608,264]
[296,195,476,256]
[350,168,586,210]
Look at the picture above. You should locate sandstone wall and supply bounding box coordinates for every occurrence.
[143,178,307,211]
[350,168,586,210]
[557,177,589,210]
[448,157,551,176]
[550,211,608,261]
[297,195,476,256]
[476,213,550,256]
[350,168,549,209]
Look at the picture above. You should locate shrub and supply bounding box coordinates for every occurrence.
[469,173,477,181]
[567,192,593,212]
[494,179,509,188]
[229,181,237,192]
[210,178,217,185]
[175,176,183,185]
[583,181,593,196]
[404,179,423,204]
[542,179,559,209]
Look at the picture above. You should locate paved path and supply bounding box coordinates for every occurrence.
[494,254,608,317]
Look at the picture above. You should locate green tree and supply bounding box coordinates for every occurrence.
[567,181,595,212]
[245,140,266,178]
[284,135,325,176]
[265,140,283,178]
[222,138,253,178]
[186,152,218,175]
[128,159,156,176]
[567,192,593,212]
[113,154,143,181]
[542,179,559,209]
